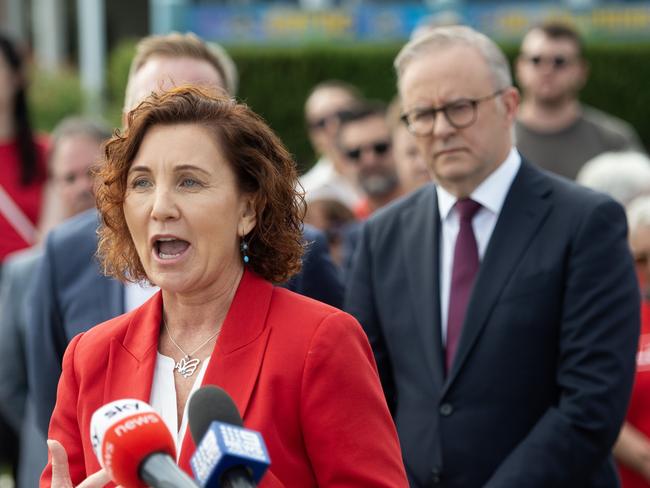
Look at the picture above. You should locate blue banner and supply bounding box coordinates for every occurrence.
[166,3,650,43]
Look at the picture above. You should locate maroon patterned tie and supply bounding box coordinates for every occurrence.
[446,198,482,372]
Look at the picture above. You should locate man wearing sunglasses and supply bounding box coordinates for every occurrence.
[337,103,401,220]
[515,21,642,180]
[301,80,364,211]
[345,25,639,487]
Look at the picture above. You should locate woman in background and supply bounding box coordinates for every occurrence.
[0,33,48,265]
[615,194,650,488]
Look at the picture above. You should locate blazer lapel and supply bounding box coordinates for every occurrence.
[104,292,162,404]
[178,270,273,470]
[400,185,445,388]
[444,162,553,389]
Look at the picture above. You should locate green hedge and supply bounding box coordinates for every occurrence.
[92,41,650,172]
[29,68,84,134]
[106,41,404,172]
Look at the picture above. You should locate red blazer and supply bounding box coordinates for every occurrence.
[41,270,408,487]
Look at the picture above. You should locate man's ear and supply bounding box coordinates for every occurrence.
[502,86,520,123]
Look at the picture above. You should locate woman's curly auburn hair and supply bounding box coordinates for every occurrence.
[95,85,306,284]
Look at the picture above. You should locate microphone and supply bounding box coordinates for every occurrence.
[90,398,198,488]
[188,386,271,488]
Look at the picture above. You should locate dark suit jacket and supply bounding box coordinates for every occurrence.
[41,271,408,487]
[345,161,640,487]
[26,209,343,437]
[0,248,48,488]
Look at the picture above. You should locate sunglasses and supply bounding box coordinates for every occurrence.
[343,140,391,161]
[307,112,344,131]
[307,114,336,130]
[636,253,650,266]
[523,54,577,69]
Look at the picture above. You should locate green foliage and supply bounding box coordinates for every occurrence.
[28,68,84,133]
[578,43,650,152]
[229,43,402,172]
[108,38,139,109]
[32,42,650,170]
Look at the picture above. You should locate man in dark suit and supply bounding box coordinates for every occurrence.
[0,117,110,488]
[26,33,343,438]
[345,25,639,487]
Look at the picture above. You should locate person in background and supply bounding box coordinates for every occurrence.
[44,86,409,488]
[0,31,49,482]
[0,117,109,488]
[576,151,650,207]
[345,25,639,486]
[576,152,650,488]
[387,95,431,194]
[37,118,109,233]
[304,190,357,269]
[337,102,402,220]
[0,33,49,267]
[336,98,429,281]
[25,32,343,446]
[615,195,650,488]
[301,80,364,210]
[515,21,643,180]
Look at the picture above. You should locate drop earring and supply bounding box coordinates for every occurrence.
[240,238,250,264]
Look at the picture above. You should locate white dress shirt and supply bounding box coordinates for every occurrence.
[150,353,210,457]
[127,281,205,455]
[299,156,362,210]
[437,147,521,342]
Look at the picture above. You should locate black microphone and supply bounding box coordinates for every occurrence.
[188,386,270,488]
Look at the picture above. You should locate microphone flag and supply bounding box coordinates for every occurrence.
[190,421,270,486]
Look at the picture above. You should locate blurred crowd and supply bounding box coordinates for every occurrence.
[0,18,649,488]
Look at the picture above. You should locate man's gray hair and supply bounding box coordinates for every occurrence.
[577,151,650,206]
[48,116,111,168]
[627,194,650,233]
[395,25,512,90]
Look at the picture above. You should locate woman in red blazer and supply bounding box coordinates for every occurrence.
[43,87,408,487]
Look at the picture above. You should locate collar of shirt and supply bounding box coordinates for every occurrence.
[124,281,159,312]
[437,147,522,221]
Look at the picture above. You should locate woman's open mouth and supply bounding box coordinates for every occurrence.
[153,237,190,261]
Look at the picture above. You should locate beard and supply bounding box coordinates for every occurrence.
[359,171,399,198]
[530,83,581,109]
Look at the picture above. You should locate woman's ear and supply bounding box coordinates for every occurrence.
[239,193,257,236]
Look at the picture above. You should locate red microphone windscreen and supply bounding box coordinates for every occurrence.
[91,400,176,488]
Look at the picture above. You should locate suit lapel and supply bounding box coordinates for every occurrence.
[178,270,273,470]
[444,163,553,389]
[104,292,162,404]
[400,185,445,388]
[105,279,125,317]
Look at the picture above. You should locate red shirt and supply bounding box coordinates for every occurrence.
[0,137,48,261]
[618,300,650,487]
[354,198,371,221]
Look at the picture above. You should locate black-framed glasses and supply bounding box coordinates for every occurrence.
[400,89,504,136]
[343,140,392,161]
[522,54,577,70]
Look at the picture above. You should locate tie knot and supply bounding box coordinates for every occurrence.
[455,198,481,222]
